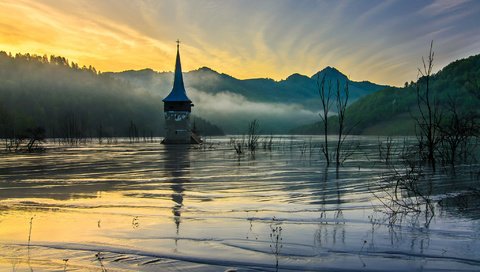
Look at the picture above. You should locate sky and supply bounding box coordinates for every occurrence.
[1,0,479,86]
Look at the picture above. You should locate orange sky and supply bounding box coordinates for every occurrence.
[1,0,480,86]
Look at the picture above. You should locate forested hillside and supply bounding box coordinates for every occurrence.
[109,65,388,133]
[294,54,480,135]
[111,65,388,112]
[0,52,223,139]
[0,49,390,137]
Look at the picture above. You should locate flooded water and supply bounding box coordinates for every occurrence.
[0,136,479,271]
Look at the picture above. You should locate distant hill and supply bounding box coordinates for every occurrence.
[110,65,388,111]
[293,54,480,135]
[0,52,224,138]
[0,50,393,136]
[108,65,389,133]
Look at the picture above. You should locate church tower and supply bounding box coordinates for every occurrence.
[162,41,201,144]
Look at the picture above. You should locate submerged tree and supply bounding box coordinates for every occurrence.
[247,119,260,153]
[335,79,350,167]
[414,41,441,170]
[230,119,260,156]
[316,74,333,166]
[25,126,46,152]
[316,74,352,167]
[437,96,474,167]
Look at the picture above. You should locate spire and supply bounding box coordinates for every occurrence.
[173,39,184,91]
[163,40,192,102]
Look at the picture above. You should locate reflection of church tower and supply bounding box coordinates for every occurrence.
[171,180,184,235]
[164,146,190,248]
[162,40,202,144]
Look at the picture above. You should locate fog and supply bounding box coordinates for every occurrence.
[189,89,318,133]
[0,52,328,136]
[114,68,323,134]
[0,53,223,137]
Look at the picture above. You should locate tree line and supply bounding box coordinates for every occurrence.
[0,51,223,150]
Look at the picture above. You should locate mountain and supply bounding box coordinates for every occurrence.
[0,52,224,138]
[109,65,388,107]
[293,54,480,135]
[0,50,390,136]
[108,66,389,133]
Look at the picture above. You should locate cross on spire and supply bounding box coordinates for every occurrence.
[162,38,191,103]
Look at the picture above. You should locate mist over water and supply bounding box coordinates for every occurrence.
[0,136,479,271]
[189,89,318,133]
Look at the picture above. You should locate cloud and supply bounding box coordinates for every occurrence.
[1,0,479,86]
[419,0,470,16]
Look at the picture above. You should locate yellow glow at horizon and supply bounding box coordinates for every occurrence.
[0,0,409,86]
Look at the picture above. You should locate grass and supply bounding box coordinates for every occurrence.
[27,216,35,247]
[269,217,283,272]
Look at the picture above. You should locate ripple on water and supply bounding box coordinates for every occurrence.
[0,137,479,271]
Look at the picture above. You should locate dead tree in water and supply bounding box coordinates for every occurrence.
[373,159,435,227]
[316,74,353,167]
[0,109,9,150]
[97,124,104,144]
[128,120,139,143]
[61,113,85,145]
[437,95,479,168]
[316,74,333,166]
[247,119,260,153]
[25,127,46,152]
[335,79,349,167]
[230,136,244,155]
[415,41,441,171]
[230,120,260,156]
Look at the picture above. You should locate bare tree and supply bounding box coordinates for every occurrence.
[316,74,353,167]
[247,119,260,153]
[316,74,333,166]
[437,95,479,168]
[230,136,244,155]
[97,123,104,144]
[128,120,139,143]
[61,112,85,145]
[415,41,441,170]
[0,106,10,150]
[335,79,350,167]
[373,159,435,227]
[230,120,260,156]
[25,126,46,152]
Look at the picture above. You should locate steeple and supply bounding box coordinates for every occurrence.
[161,40,201,145]
[163,40,192,102]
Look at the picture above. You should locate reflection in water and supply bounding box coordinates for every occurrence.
[315,168,346,249]
[164,146,190,248]
[0,138,479,271]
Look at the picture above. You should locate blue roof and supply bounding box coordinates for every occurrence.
[163,45,192,103]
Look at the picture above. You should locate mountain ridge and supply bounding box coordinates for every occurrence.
[105,65,390,133]
[109,65,389,111]
[114,65,385,87]
[292,53,480,135]
[1,50,478,135]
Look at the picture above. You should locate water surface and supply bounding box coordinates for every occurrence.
[0,136,479,271]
